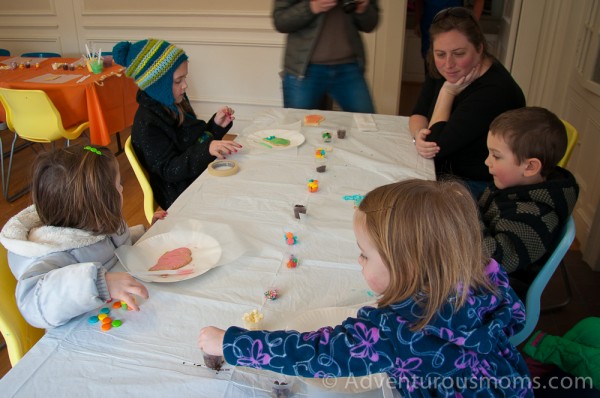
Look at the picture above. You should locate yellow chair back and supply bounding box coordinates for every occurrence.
[124,136,156,224]
[0,244,45,366]
[0,88,89,142]
[559,120,579,168]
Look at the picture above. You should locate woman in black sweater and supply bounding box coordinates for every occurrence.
[409,7,525,198]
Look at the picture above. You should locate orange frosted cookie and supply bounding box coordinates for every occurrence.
[304,114,324,126]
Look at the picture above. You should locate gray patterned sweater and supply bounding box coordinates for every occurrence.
[478,167,579,282]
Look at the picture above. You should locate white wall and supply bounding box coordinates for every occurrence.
[0,0,403,132]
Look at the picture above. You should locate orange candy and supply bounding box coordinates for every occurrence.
[101,323,112,331]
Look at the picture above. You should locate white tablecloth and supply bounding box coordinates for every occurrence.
[0,108,434,397]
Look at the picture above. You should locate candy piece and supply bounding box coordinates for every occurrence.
[264,289,279,300]
[308,179,319,193]
[287,255,298,269]
[122,303,128,310]
[112,301,121,309]
[315,148,326,158]
[88,316,99,324]
[112,319,122,327]
[149,247,192,271]
[322,132,332,142]
[98,313,107,320]
[316,165,326,173]
[102,317,112,324]
[284,232,297,245]
[101,323,112,331]
[337,129,346,139]
[99,307,110,314]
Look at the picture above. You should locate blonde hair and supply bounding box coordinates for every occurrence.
[358,179,497,331]
[32,145,125,235]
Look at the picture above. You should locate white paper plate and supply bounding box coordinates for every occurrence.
[246,129,305,150]
[115,231,222,283]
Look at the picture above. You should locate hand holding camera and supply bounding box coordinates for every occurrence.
[310,0,369,14]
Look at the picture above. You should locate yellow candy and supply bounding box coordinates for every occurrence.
[98,313,107,320]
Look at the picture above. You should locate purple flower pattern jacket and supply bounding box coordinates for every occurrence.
[223,260,533,397]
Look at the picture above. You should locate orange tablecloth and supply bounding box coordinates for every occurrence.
[0,56,138,146]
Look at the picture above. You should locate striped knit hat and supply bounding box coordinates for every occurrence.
[112,39,188,109]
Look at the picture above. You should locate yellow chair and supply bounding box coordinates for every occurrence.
[0,244,45,366]
[558,120,578,168]
[0,88,89,202]
[124,136,156,224]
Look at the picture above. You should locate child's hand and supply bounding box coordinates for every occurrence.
[198,326,226,356]
[151,209,168,225]
[105,272,149,311]
[214,106,235,128]
[442,64,481,96]
[209,140,242,159]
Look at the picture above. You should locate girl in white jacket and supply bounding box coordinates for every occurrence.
[0,145,158,329]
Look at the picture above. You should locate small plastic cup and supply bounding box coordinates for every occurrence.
[90,60,103,74]
[102,55,113,68]
[202,350,224,371]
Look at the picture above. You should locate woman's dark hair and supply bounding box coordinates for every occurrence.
[426,7,491,78]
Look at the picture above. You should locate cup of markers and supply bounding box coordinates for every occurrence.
[89,59,103,74]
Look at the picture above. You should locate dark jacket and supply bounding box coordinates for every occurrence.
[131,90,231,209]
[272,0,379,77]
[413,61,526,181]
[479,167,579,282]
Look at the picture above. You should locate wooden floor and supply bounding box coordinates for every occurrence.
[2,119,600,381]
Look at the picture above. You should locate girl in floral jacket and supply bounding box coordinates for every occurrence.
[199,179,532,397]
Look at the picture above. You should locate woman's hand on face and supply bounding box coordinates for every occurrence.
[209,140,242,159]
[442,64,481,96]
[198,326,225,356]
[415,128,440,159]
[215,106,235,128]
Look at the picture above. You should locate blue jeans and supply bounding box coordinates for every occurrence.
[283,63,375,113]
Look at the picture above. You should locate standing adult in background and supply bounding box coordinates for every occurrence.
[409,7,525,199]
[414,0,484,75]
[273,0,379,113]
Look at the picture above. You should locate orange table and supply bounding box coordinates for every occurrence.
[0,56,138,146]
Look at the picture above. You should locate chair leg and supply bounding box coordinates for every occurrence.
[541,260,572,313]
[115,132,124,156]
[0,131,4,195]
[3,133,30,202]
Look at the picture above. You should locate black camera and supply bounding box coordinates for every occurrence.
[340,0,358,13]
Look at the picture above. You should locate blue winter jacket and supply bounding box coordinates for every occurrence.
[224,259,533,397]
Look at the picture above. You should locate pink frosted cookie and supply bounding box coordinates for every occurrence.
[149,247,192,271]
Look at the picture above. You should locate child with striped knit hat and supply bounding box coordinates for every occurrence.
[113,38,241,210]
